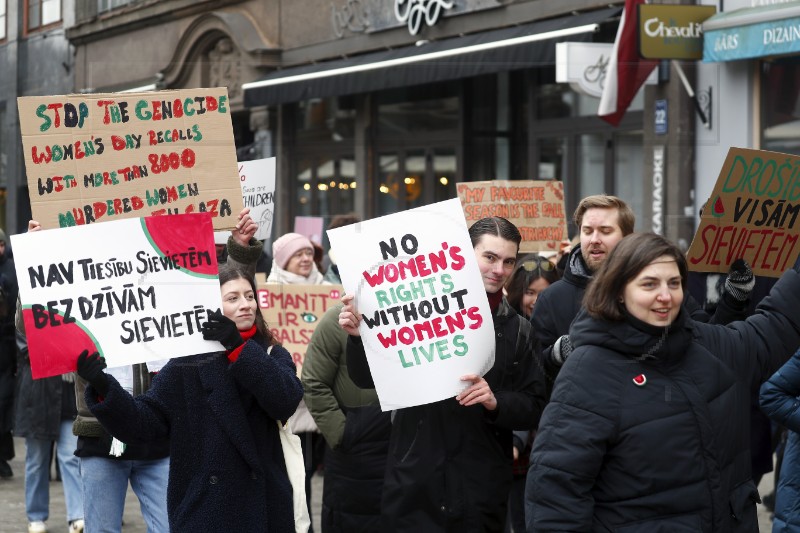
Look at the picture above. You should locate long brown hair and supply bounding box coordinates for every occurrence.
[218,264,276,346]
[584,233,687,322]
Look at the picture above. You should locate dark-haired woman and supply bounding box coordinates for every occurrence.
[340,216,547,532]
[503,253,559,532]
[76,264,304,532]
[526,232,800,532]
[505,254,560,320]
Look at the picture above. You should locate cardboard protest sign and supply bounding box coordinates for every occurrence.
[456,180,568,253]
[11,213,223,379]
[257,283,344,376]
[215,157,276,244]
[328,198,495,411]
[687,147,800,278]
[17,88,244,230]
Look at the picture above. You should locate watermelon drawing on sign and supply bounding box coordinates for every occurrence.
[22,307,101,380]
[141,213,218,277]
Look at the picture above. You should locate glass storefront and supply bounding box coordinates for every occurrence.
[286,69,646,237]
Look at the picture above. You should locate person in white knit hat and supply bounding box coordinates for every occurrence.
[267,232,330,532]
[267,233,324,285]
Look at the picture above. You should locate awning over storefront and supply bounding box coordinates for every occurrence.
[243,6,621,107]
[703,2,800,62]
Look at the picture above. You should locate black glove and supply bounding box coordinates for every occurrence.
[201,310,244,350]
[551,334,572,366]
[725,259,755,302]
[76,350,109,397]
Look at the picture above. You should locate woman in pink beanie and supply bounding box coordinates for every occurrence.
[267,232,325,284]
[266,232,328,530]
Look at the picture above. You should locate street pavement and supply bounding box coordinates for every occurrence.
[0,438,323,533]
[0,436,775,532]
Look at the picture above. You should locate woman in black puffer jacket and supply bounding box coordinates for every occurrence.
[527,232,800,533]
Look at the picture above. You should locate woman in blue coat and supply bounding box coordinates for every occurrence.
[77,264,304,532]
[760,349,800,532]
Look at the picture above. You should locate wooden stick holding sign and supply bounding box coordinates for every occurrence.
[328,198,495,411]
[687,147,800,278]
[17,88,244,230]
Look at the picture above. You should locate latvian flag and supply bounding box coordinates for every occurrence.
[598,0,659,126]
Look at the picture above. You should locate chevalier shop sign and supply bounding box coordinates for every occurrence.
[638,5,717,60]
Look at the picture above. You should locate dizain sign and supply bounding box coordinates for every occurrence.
[394,0,454,35]
[638,5,716,60]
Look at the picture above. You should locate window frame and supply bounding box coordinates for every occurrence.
[25,0,62,34]
[0,0,7,41]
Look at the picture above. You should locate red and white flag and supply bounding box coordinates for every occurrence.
[598,0,659,126]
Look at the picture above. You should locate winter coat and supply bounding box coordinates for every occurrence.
[86,337,304,533]
[527,268,800,533]
[0,251,17,437]
[302,304,390,531]
[532,245,747,398]
[71,234,263,460]
[14,330,76,440]
[760,349,800,533]
[347,297,546,532]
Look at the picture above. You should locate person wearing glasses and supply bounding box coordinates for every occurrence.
[505,254,560,320]
[502,253,560,532]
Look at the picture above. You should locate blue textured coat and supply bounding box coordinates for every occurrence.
[760,350,800,533]
[86,339,304,533]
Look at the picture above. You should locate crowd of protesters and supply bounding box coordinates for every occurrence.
[2,194,798,533]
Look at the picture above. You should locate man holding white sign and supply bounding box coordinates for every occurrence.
[335,207,546,532]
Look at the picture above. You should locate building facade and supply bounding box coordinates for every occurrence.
[0,0,702,245]
[0,0,76,233]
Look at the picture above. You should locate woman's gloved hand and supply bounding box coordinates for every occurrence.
[201,310,244,350]
[76,350,110,397]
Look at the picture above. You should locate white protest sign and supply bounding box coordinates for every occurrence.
[215,157,276,244]
[12,213,223,379]
[327,198,495,411]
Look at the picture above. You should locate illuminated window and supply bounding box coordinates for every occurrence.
[28,0,61,30]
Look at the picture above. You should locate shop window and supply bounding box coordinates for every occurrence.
[0,1,6,40]
[293,98,357,225]
[534,66,644,119]
[27,0,61,31]
[762,59,800,155]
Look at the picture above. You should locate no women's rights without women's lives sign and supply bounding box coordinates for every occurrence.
[328,198,495,411]
[687,147,800,278]
[17,88,244,230]
[12,213,224,379]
